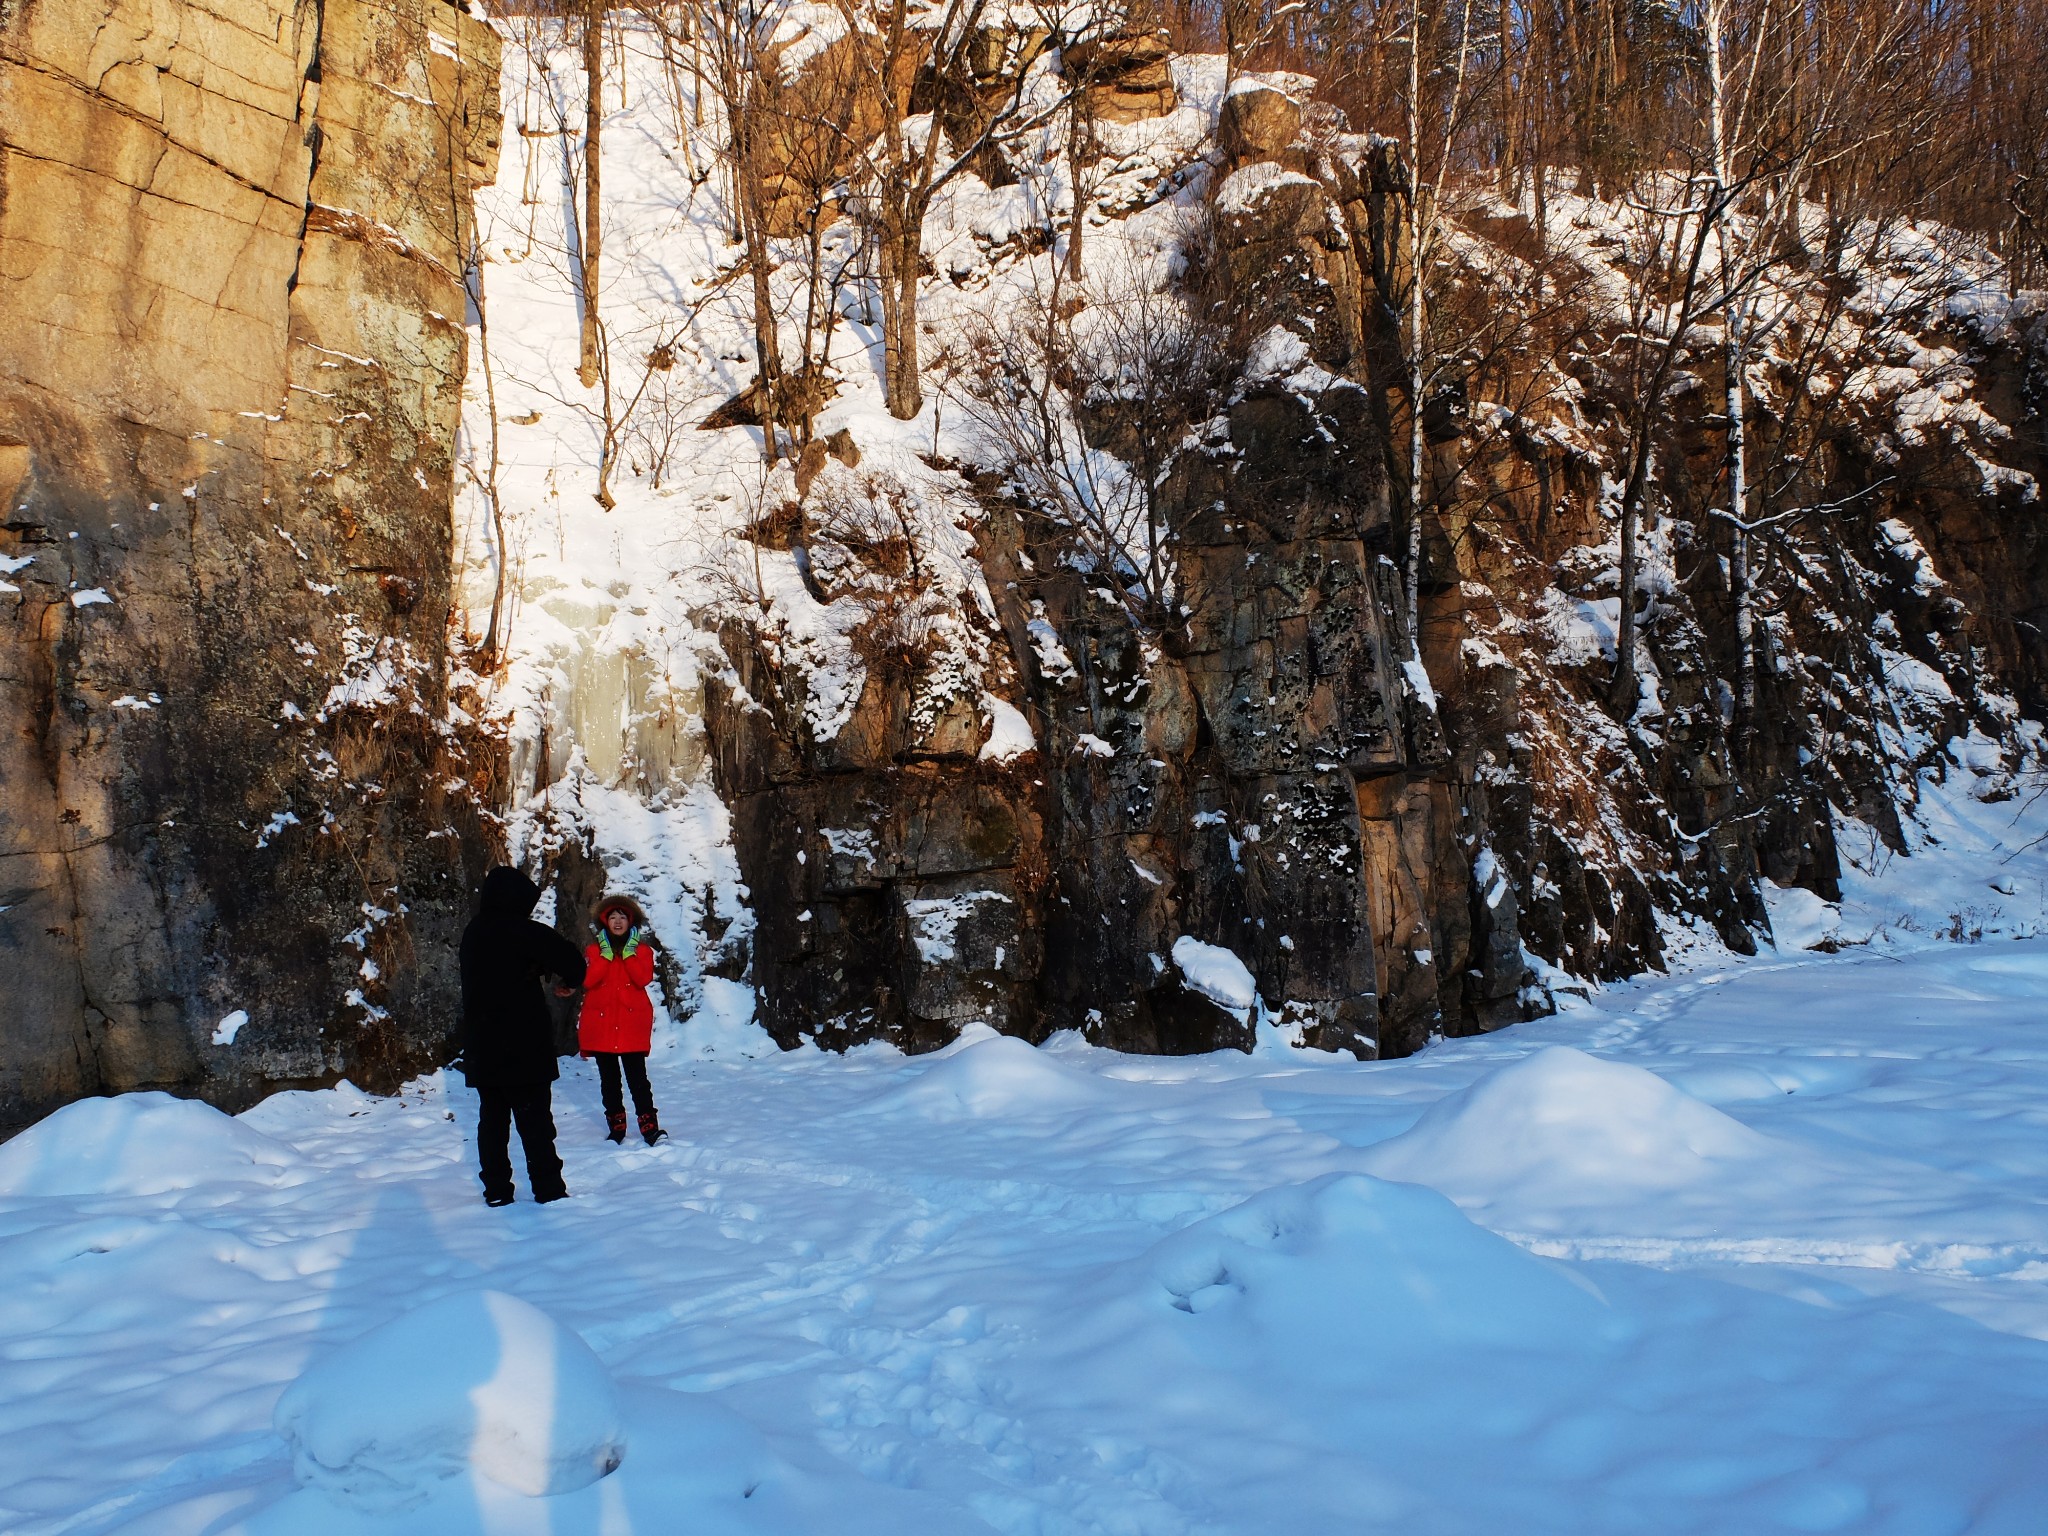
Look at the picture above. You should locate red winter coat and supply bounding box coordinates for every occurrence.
[578,939,655,1054]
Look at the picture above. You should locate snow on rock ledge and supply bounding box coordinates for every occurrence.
[0,1092,301,1198]
[274,1290,626,1508]
[1172,936,1259,1023]
[1214,160,1318,217]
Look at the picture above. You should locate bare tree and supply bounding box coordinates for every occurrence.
[1606,169,1722,717]
[958,259,1222,626]
[1396,0,1486,644]
[757,22,871,449]
[1682,0,1952,732]
[632,0,710,182]
[833,0,1103,420]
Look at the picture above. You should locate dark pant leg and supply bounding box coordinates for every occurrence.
[622,1052,655,1116]
[596,1053,624,1118]
[511,1083,566,1200]
[476,1088,514,1202]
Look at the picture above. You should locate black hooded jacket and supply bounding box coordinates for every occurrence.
[457,868,588,1088]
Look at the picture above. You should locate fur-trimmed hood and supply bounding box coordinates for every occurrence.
[593,893,650,932]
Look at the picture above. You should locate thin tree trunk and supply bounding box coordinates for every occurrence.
[881,215,924,420]
[726,77,783,464]
[1400,0,1470,652]
[594,323,617,509]
[466,238,508,662]
[796,216,829,452]
[1704,0,1756,734]
[1725,322,1755,727]
[1404,0,1425,642]
[577,0,604,388]
[1614,460,1641,705]
[1066,93,1089,279]
[745,229,783,461]
[1614,194,1718,717]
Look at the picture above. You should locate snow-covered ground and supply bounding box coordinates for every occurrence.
[6,926,2048,1536]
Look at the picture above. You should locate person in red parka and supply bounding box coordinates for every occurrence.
[579,895,667,1145]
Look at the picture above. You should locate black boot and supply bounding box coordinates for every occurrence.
[606,1109,628,1144]
[638,1109,667,1146]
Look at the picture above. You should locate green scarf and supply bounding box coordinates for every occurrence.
[597,928,642,961]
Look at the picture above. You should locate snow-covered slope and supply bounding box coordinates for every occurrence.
[453,18,1220,1039]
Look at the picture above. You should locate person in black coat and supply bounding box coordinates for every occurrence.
[458,866,588,1205]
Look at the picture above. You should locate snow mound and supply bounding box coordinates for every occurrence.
[672,975,777,1060]
[1763,879,1843,950]
[877,1030,1121,1121]
[1654,1059,1800,1105]
[274,1290,626,1508]
[1144,1174,1616,1361]
[1360,1045,1778,1207]
[0,1091,300,1197]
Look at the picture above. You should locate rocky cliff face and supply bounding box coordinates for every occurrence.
[704,65,1528,1061]
[0,0,502,1129]
[7,10,2039,1123]
[701,53,2046,1063]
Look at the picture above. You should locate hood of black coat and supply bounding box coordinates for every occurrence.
[479,866,543,918]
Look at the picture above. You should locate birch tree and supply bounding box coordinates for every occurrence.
[577,0,606,388]
[958,264,1222,626]
[1690,0,1943,732]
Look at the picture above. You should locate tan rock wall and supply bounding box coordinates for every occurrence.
[0,0,502,1130]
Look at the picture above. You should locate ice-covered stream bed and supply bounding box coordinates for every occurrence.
[4,939,2048,1535]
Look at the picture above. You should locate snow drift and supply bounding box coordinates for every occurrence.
[871,1026,1130,1120]
[0,1091,301,1198]
[1359,1045,1787,1212]
[1143,1173,1619,1357]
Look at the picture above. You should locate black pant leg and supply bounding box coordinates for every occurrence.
[623,1052,655,1116]
[512,1084,566,1200]
[596,1052,624,1117]
[476,1088,514,1201]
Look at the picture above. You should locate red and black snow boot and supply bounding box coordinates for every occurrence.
[638,1109,667,1146]
[605,1109,628,1144]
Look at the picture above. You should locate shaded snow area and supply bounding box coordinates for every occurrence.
[6,945,2048,1535]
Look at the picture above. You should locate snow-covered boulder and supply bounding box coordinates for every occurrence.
[275,1291,626,1508]
[0,1091,300,1198]
[1219,77,1303,159]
